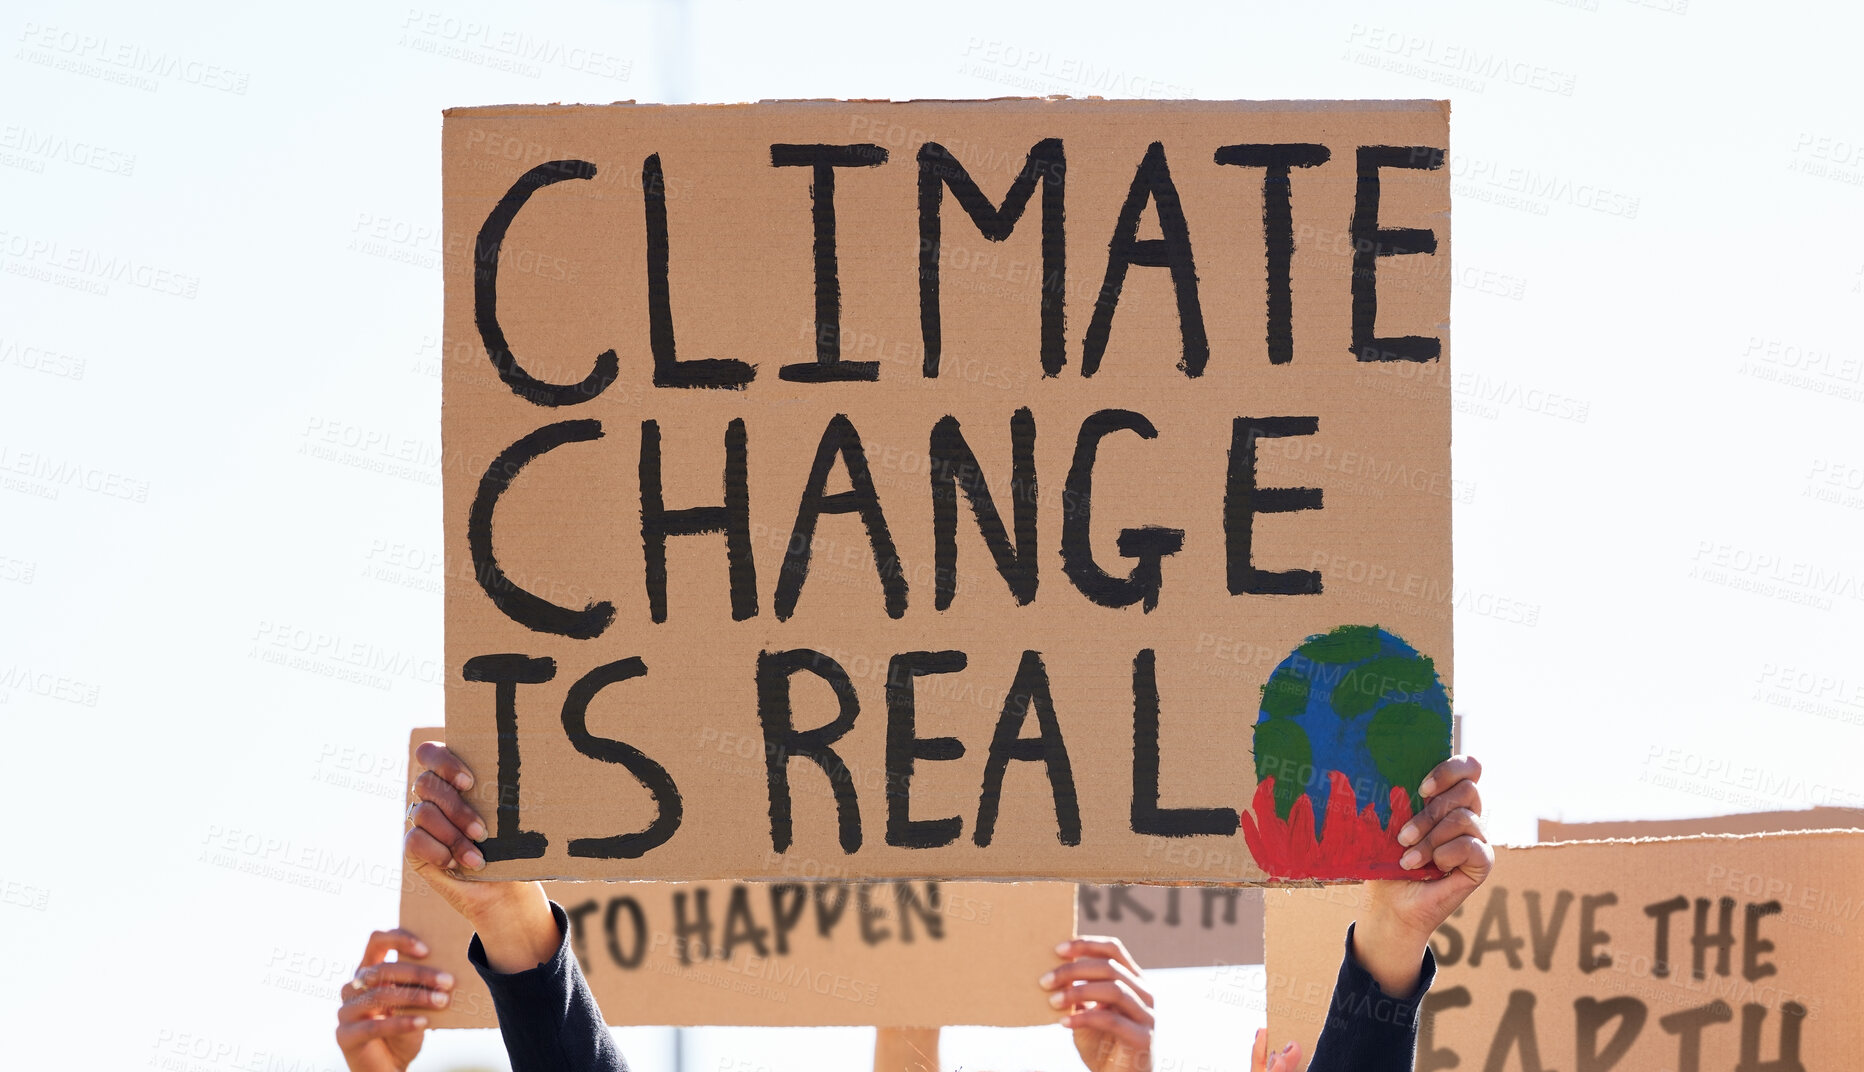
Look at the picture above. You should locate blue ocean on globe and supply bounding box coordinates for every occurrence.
[1252,624,1452,837]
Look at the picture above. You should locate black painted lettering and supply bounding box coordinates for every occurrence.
[1351,145,1444,363]
[1200,888,1240,928]
[1481,991,1549,1072]
[894,882,944,942]
[1659,1000,1734,1072]
[474,159,617,405]
[1107,886,1153,922]
[858,883,891,944]
[605,896,647,969]
[721,885,771,959]
[1743,900,1782,981]
[1645,895,1689,978]
[974,650,1081,847]
[470,420,615,638]
[1213,144,1330,364]
[643,154,756,388]
[1226,417,1323,596]
[919,139,1067,377]
[1418,985,1470,1072]
[1524,889,1573,972]
[885,651,968,849]
[770,143,889,381]
[1691,896,1736,979]
[639,418,757,622]
[776,414,907,621]
[1575,996,1647,1072]
[672,888,713,965]
[1062,410,1184,611]
[769,884,808,955]
[1082,142,1208,377]
[813,883,850,937]
[460,653,553,861]
[561,657,681,859]
[757,649,863,853]
[1131,649,1239,836]
[1468,888,1525,970]
[1579,892,1616,973]
[1737,1001,1806,1072]
[930,410,1038,610]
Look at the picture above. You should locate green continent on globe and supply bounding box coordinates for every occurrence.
[1253,716,1313,819]
[1330,654,1438,719]
[1295,624,1383,665]
[1259,666,1308,720]
[1366,702,1451,813]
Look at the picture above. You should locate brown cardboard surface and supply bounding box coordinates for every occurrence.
[873,1027,940,1072]
[1539,808,1864,842]
[442,99,1452,883]
[1078,885,1264,968]
[399,731,1075,1027]
[1266,832,1864,1070]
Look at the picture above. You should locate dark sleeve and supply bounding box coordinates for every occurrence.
[1305,922,1436,1072]
[468,900,628,1072]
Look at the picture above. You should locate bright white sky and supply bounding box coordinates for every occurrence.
[3,0,1861,1068]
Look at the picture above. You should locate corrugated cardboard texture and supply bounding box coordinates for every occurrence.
[442,99,1451,882]
[1078,885,1264,968]
[1266,832,1863,1070]
[399,731,1074,1027]
[1539,807,1864,842]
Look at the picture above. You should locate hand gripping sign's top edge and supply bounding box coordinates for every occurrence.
[442,98,1452,119]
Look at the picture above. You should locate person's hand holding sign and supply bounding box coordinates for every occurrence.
[404,741,562,973]
[1043,936,1156,1072]
[1355,754,1492,998]
[334,928,450,1072]
[1250,1029,1302,1072]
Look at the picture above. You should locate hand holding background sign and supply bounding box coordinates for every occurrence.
[405,740,564,974]
[1047,935,1156,1072]
[333,928,447,1072]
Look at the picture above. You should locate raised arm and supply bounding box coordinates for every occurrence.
[405,741,628,1072]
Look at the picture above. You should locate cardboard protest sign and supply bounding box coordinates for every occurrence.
[399,731,1074,1027]
[441,99,1453,883]
[1265,831,1864,1071]
[1078,885,1264,968]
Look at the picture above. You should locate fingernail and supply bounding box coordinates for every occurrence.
[1054,941,1072,955]
[1419,777,1437,797]
[1038,971,1056,988]
[1059,1014,1077,1028]
[432,991,449,1007]
[1281,1043,1294,1055]
[467,821,488,842]
[412,1016,428,1029]
[435,972,454,989]
[1048,992,1065,1008]
[413,941,430,957]
[462,848,486,870]
[1396,822,1418,846]
[1400,849,1423,869]
[453,772,473,792]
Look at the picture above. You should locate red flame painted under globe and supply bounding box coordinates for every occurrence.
[1241,771,1443,881]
